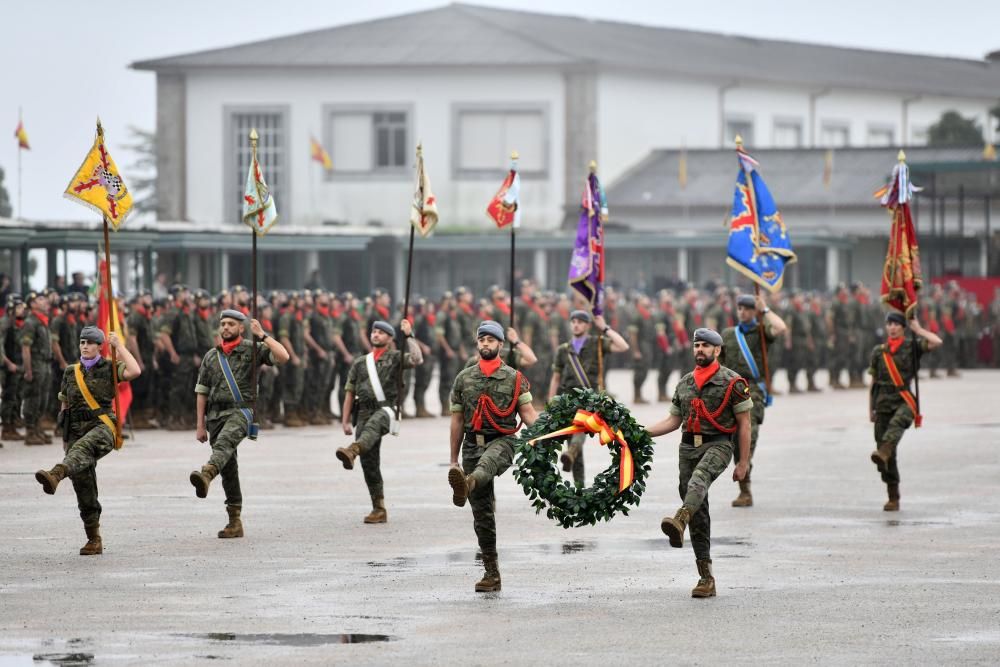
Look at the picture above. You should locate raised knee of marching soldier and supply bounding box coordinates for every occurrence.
[684,468,711,509]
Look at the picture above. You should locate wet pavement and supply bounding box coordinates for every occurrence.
[1,369,998,665]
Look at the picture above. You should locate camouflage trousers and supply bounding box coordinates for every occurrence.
[356,409,392,501]
[413,360,432,408]
[437,354,459,412]
[655,349,675,396]
[632,348,652,393]
[168,357,196,421]
[785,346,809,390]
[282,361,305,412]
[205,412,250,507]
[21,363,51,428]
[566,432,586,485]
[678,440,734,562]
[304,354,333,417]
[1,370,22,425]
[62,424,115,525]
[462,434,516,559]
[874,403,914,485]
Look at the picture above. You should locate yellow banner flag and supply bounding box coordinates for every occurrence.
[64,121,133,229]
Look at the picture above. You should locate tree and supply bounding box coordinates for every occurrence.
[927,111,983,147]
[0,165,11,218]
[124,126,157,217]
[991,102,1000,135]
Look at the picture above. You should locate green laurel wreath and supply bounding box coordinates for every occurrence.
[513,388,654,529]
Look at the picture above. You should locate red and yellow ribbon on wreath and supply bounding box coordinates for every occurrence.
[528,410,635,493]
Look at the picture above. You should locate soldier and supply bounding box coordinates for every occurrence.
[654,290,684,402]
[304,290,335,425]
[189,310,289,537]
[435,291,464,417]
[628,294,656,404]
[255,301,279,430]
[47,290,71,433]
[719,293,787,508]
[784,290,814,394]
[517,280,551,410]
[125,292,156,428]
[828,284,856,389]
[1,294,26,442]
[646,327,752,598]
[411,298,436,418]
[34,326,140,555]
[869,312,942,511]
[21,291,54,445]
[447,320,539,592]
[807,293,827,392]
[547,310,629,485]
[277,292,308,427]
[335,319,423,523]
[331,292,365,416]
[159,285,199,430]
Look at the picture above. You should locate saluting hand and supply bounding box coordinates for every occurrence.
[249,319,265,338]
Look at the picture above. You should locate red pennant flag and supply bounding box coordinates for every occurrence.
[97,260,132,421]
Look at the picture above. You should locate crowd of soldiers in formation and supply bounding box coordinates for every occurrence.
[1,276,998,446]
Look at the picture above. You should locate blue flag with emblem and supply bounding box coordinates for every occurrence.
[725,139,796,293]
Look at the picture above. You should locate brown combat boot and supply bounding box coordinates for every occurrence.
[1,425,24,441]
[414,404,434,419]
[870,443,892,474]
[218,505,244,538]
[788,384,803,394]
[657,390,669,403]
[336,442,362,470]
[35,463,68,495]
[284,409,307,428]
[448,467,477,507]
[80,522,102,556]
[691,559,716,598]
[883,484,900,512]
[633,391,649,405]
[259,416,274,430]
[364,497,387,524]
[661,506,691,548]
[807,375,821,392]
[475,557,502,592]
[308,412,327,426]
[24,427,49,446]
[189,464,219,498]
[130,411,153,429]
[731,480,753,507]
[440,406,452,418]
[560,448,575,473]
[39,415,56,430]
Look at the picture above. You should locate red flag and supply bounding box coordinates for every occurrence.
[97,260,132,421]
[877,153,922,318]
[486,155,521,228]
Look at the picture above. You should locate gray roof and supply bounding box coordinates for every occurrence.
[606,146,997,213]
[132,4,1000,99]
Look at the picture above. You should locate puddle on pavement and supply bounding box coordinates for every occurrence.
[185,633,396,646]
[885,520,953,527]
[32,654,94,666]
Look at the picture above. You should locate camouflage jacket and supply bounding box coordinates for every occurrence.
[345,348,419,411]
[332,312,365,356]
[194,313,216,352]
[20,313,53,364]
[161,307,199,355]
[552,336,613,392]
[195,340,275,419]
[309,311,335,354]
[669,365,753,438]
[278,311,306,355]
[720,323,777,390]
[450,362,532,433]
[869,337,930,413]
[126,311,156,362]
[50,313,79,364]
[58,358,128,439]
[435,311,464,355]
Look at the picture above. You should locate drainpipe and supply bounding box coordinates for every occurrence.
[718,80,740,147]
[809,88,831,147]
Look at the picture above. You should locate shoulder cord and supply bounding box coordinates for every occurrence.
[471,371,524,435]
[686,377,744,435]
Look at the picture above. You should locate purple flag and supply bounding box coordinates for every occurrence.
[568,171,608,315]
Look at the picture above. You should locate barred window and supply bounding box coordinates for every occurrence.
[230,110,287,224]
[325,107,411,176]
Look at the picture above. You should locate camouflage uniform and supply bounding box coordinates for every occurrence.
[49,311,78,423]
[345,348,419,503]
[869,337,930,486]
[305,309,334,421]
[412,313,436,415]
[332,312,364,413]
[719,321,776,474]
[195,340,275,507]
[1,315,24,433]
[20,311,53,434]
[126,308,156,422]
[628,307,656,400]
[450,361,533,561]
[435,311,464,415]
[551,336,613,484]
[278,309,307,419]
[785,305,812,392]
[57,359,128,525]
[668,367,752,561]
[829,298,856,387]
[162,306,199,426]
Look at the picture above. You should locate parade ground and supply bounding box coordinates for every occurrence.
[2,368,999,666]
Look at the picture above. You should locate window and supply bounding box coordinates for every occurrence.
[867,125,895,147]
[773,119,803,148]
[725,117,754,147]
[324,106,412,176]
[228,109,288,225]
[453,105,548,177]
[820,122,850,148]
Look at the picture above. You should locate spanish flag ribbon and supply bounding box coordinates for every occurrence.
[528,409,635,493]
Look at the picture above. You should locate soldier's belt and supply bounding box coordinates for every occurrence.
[681,432,731,447]
[465,431,505,446]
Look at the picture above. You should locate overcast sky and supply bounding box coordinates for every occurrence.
[3,0,999,223]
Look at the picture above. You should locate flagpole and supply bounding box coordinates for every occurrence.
[102,214,122,445]
[395,144,421,421]
[898,148,922,426]
[588,161,605,392]
[17,107,22,220]
[509,151,518,333]
[249,129,260,426]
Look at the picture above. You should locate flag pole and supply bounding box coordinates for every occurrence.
[17,107,23,220]
[249,128,260,426]
[589,160,605,392]
[102,215,122,446]
[509,151,519,333]
[898,148,922,426]
[395,144,420,421]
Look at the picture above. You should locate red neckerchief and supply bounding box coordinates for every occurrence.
[479,356,502,377]
[239,306,250,316]
[181,305,191,315]
[637,305,651,320]
[372,347,387,362]
[51,307,62,318]
[886,336,904,355]
[67,313,77,325]
[317,305,331,317]
[426,312,436,326]
[458,302,475,316]
[295,309,303,322]
[198,307,212,321]
[522,296,549,322]
[557,305,570,319]
[858,293,870,305]
[220,336,242,356]
[376,305,390,319]
[14,317,25,329]
[493,300,511,316]
[331,307,343,318]
[32,310,49,327]
[262,319,274,333]
[693,359,720,391]
[349,308,362,321]
[405,315,414,325]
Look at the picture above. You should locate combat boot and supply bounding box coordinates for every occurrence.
[633,391,649,405]
[657,390,669,403]
[284,409,307,428]
[35,463,68,495]
[39,415,56,430]
[807,376,821,392]
[24,427,48,446]
[691,559,716,598]
[830,378,845,390]
[364,497,387,524]
[870,442,892,474]
[788,384,803,395]
[130,411,152,429]
[80,522,102,556]
[259,416,275,430]
[475,557,502,592]
[218,505,244,538]
[448,467,477,507]
[883,484,900,512]
[440,406,452,418]
[414,403,434,419]
[731,480,753,507]
[189,464,219,498]
[1,425,24,441]
[947,368,959,378]
[661,506,691,548]
[335,442,362,470]
[309,411,328,426]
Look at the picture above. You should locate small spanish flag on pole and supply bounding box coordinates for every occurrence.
[14,116,29,150]
[310,136,332,171]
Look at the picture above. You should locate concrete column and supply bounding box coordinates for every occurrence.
[533,248,547,288]
[826,245,840,290]
[156,73,187,221]
[219,251,230,290]
[678,247,689,282]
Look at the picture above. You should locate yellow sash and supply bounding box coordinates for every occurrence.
[73,363,123,449]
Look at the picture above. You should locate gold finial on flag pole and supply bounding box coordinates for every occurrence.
[249,128,259,159]
[897,149,906,163]
[589,160,597,173]
[511,150,519,161]
[735,134,744,149]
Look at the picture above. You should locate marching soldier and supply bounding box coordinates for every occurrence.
[547,310,629,485]
[447,320,538,592]
[719,293,787,507]
[21,291,54,445]
[189,310,289,537]
[335,319,423,523]
[34,326,141,555]
[646,327,752,598]
[869,312,941,511]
